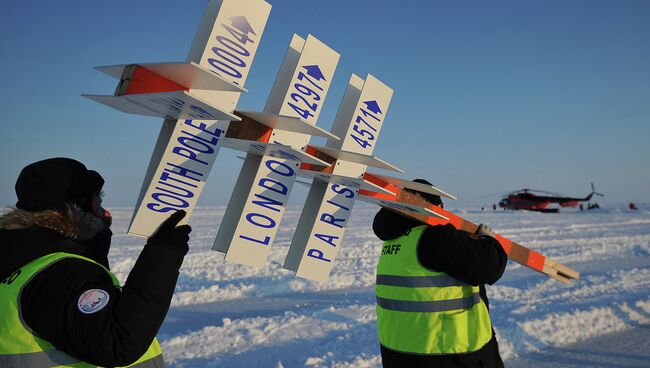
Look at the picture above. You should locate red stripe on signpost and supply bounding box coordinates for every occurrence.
[526,249,546,272]
[356,185,576,281]
[122,66,189,95]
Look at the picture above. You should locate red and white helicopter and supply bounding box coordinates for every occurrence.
[497,184,604,212]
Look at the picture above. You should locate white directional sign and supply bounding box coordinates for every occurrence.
[123,0,271,237]
[82,0,476,284]
[213,34,340,267]
[284,74,394,282]
[85,91,241,121]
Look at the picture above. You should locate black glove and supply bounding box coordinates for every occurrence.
[147,210,192,255]
[476,223,496,238]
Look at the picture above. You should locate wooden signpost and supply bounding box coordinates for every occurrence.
[85,0,272,238]
[213,34,340,267]
[360,174,581,284]
[85,0,579,285]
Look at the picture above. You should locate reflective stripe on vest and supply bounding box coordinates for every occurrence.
[0,349,79,368]
[376,225,493,355]
[0,351,164,368]
[0,252,164,367]
[376,274,469,288]
[376,292,481,313]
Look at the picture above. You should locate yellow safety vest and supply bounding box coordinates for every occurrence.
[0,252,164,367]
[376,225,493,354]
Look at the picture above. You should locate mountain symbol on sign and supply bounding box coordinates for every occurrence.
[303,65,326,81]
[364,100,382,115]
[228,16,256,35]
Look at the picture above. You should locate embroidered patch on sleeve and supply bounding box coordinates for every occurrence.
[77,289,110,314]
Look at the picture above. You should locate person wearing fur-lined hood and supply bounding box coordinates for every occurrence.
[0,157,191,367]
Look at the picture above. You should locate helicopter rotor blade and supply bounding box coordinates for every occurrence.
[590,182,604,197]
[523,189,566,196]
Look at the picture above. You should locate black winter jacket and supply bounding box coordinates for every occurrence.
[0,207,186,367]
[373,208,507,368]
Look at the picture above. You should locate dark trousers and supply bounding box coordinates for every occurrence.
[380,334,504,368]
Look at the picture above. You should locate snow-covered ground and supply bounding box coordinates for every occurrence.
[107,203,650,367]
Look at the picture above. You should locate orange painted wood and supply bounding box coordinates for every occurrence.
[117,65,189,95]
[299,146,337,173]
[359,185,549,273]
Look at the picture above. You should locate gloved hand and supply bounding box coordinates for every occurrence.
[147,210,192,254]
[476,223,496,238]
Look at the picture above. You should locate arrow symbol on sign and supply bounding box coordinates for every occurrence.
[229,16,256,35]
[364,100,382,115]
[303,65,326,81]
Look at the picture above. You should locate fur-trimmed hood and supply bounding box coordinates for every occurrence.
[0,206,105,241]
[0,206,105,240]
[0,206,108,279]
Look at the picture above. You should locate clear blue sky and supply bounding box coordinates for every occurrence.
[1,0,648,207]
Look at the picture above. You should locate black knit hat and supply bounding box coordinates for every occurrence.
[409,178,442,206]
[15,158,104,213]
